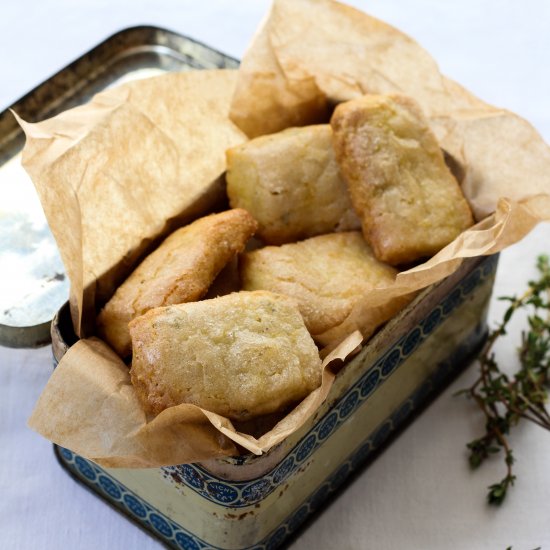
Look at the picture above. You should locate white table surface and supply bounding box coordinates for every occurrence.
[1,1,550,549]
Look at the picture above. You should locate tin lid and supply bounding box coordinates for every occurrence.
[0,27,238,348]
[0,152,69,348]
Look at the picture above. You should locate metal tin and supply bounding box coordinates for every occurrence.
[53,253,498,549]
[0,26,237,348]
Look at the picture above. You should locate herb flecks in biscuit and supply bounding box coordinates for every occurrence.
[129,291,322,420]
[226,125,359,245]
[241,232,406,340]
[331,94,473,266]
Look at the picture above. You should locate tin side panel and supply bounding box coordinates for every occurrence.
[55,255,497,550]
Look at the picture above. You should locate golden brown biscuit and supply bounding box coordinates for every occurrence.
[97,209,258,357]
[226,125,360,245]
[331,94,474,265]
[241,232,407,339]
[129,291,322,420]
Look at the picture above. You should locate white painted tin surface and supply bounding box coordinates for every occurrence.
[55,254,497,549]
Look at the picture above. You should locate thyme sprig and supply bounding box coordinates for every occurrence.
[457,255,550,505]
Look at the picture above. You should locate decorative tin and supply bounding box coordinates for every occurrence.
[53,253,498,549]
[11,24,500,550]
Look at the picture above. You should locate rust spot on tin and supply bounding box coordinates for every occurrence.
[225,511,254,521]
[278,483,290,498]
[170,471,183,484]
[49,272,65,282]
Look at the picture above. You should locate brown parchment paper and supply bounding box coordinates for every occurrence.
[22,0,550,467]
[17,70,247,337]
[230,0,550,347]
[28,330,362,467]
[231,0,550,220]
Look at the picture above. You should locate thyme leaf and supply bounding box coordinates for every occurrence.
[460,255,550,505]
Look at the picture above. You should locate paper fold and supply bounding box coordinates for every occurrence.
[20,70,246,336]
[230,0,550,221]
[29,332,362,467]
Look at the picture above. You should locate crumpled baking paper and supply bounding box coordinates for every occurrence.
[230,0,550,347]
[17,70,246,337]
[28,331,361,467]
[21,0,550,467]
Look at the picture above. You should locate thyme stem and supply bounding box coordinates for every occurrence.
[459,255,550,505]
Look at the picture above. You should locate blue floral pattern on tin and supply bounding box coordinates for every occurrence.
[75,456,96,482]
[360,369,380,398]
[123,494,147,519]
[381,348,401,376]
[339,391,359,419]
[402,328,421,356]
[296,434,316,462]
[442,288,462,314]
[288,505,309,533]
[175,531,200,550]
[181,464,204,489]
[98,475,121,499]
[150,513,173,537]
[318,412,338,441]
[421,308,441,335]
[273,456,294,483]
[242,479,271,503]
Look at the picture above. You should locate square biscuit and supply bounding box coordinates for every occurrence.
[241,232,409,341]
[331,94,473,265]
[129,291,322,420]
[226,125,359,245]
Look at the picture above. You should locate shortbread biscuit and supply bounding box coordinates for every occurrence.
[241,232,407,338]
[129,291,322,420]
[226,125,360,244]
[97,209,257,357]
[331,94,473,265]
